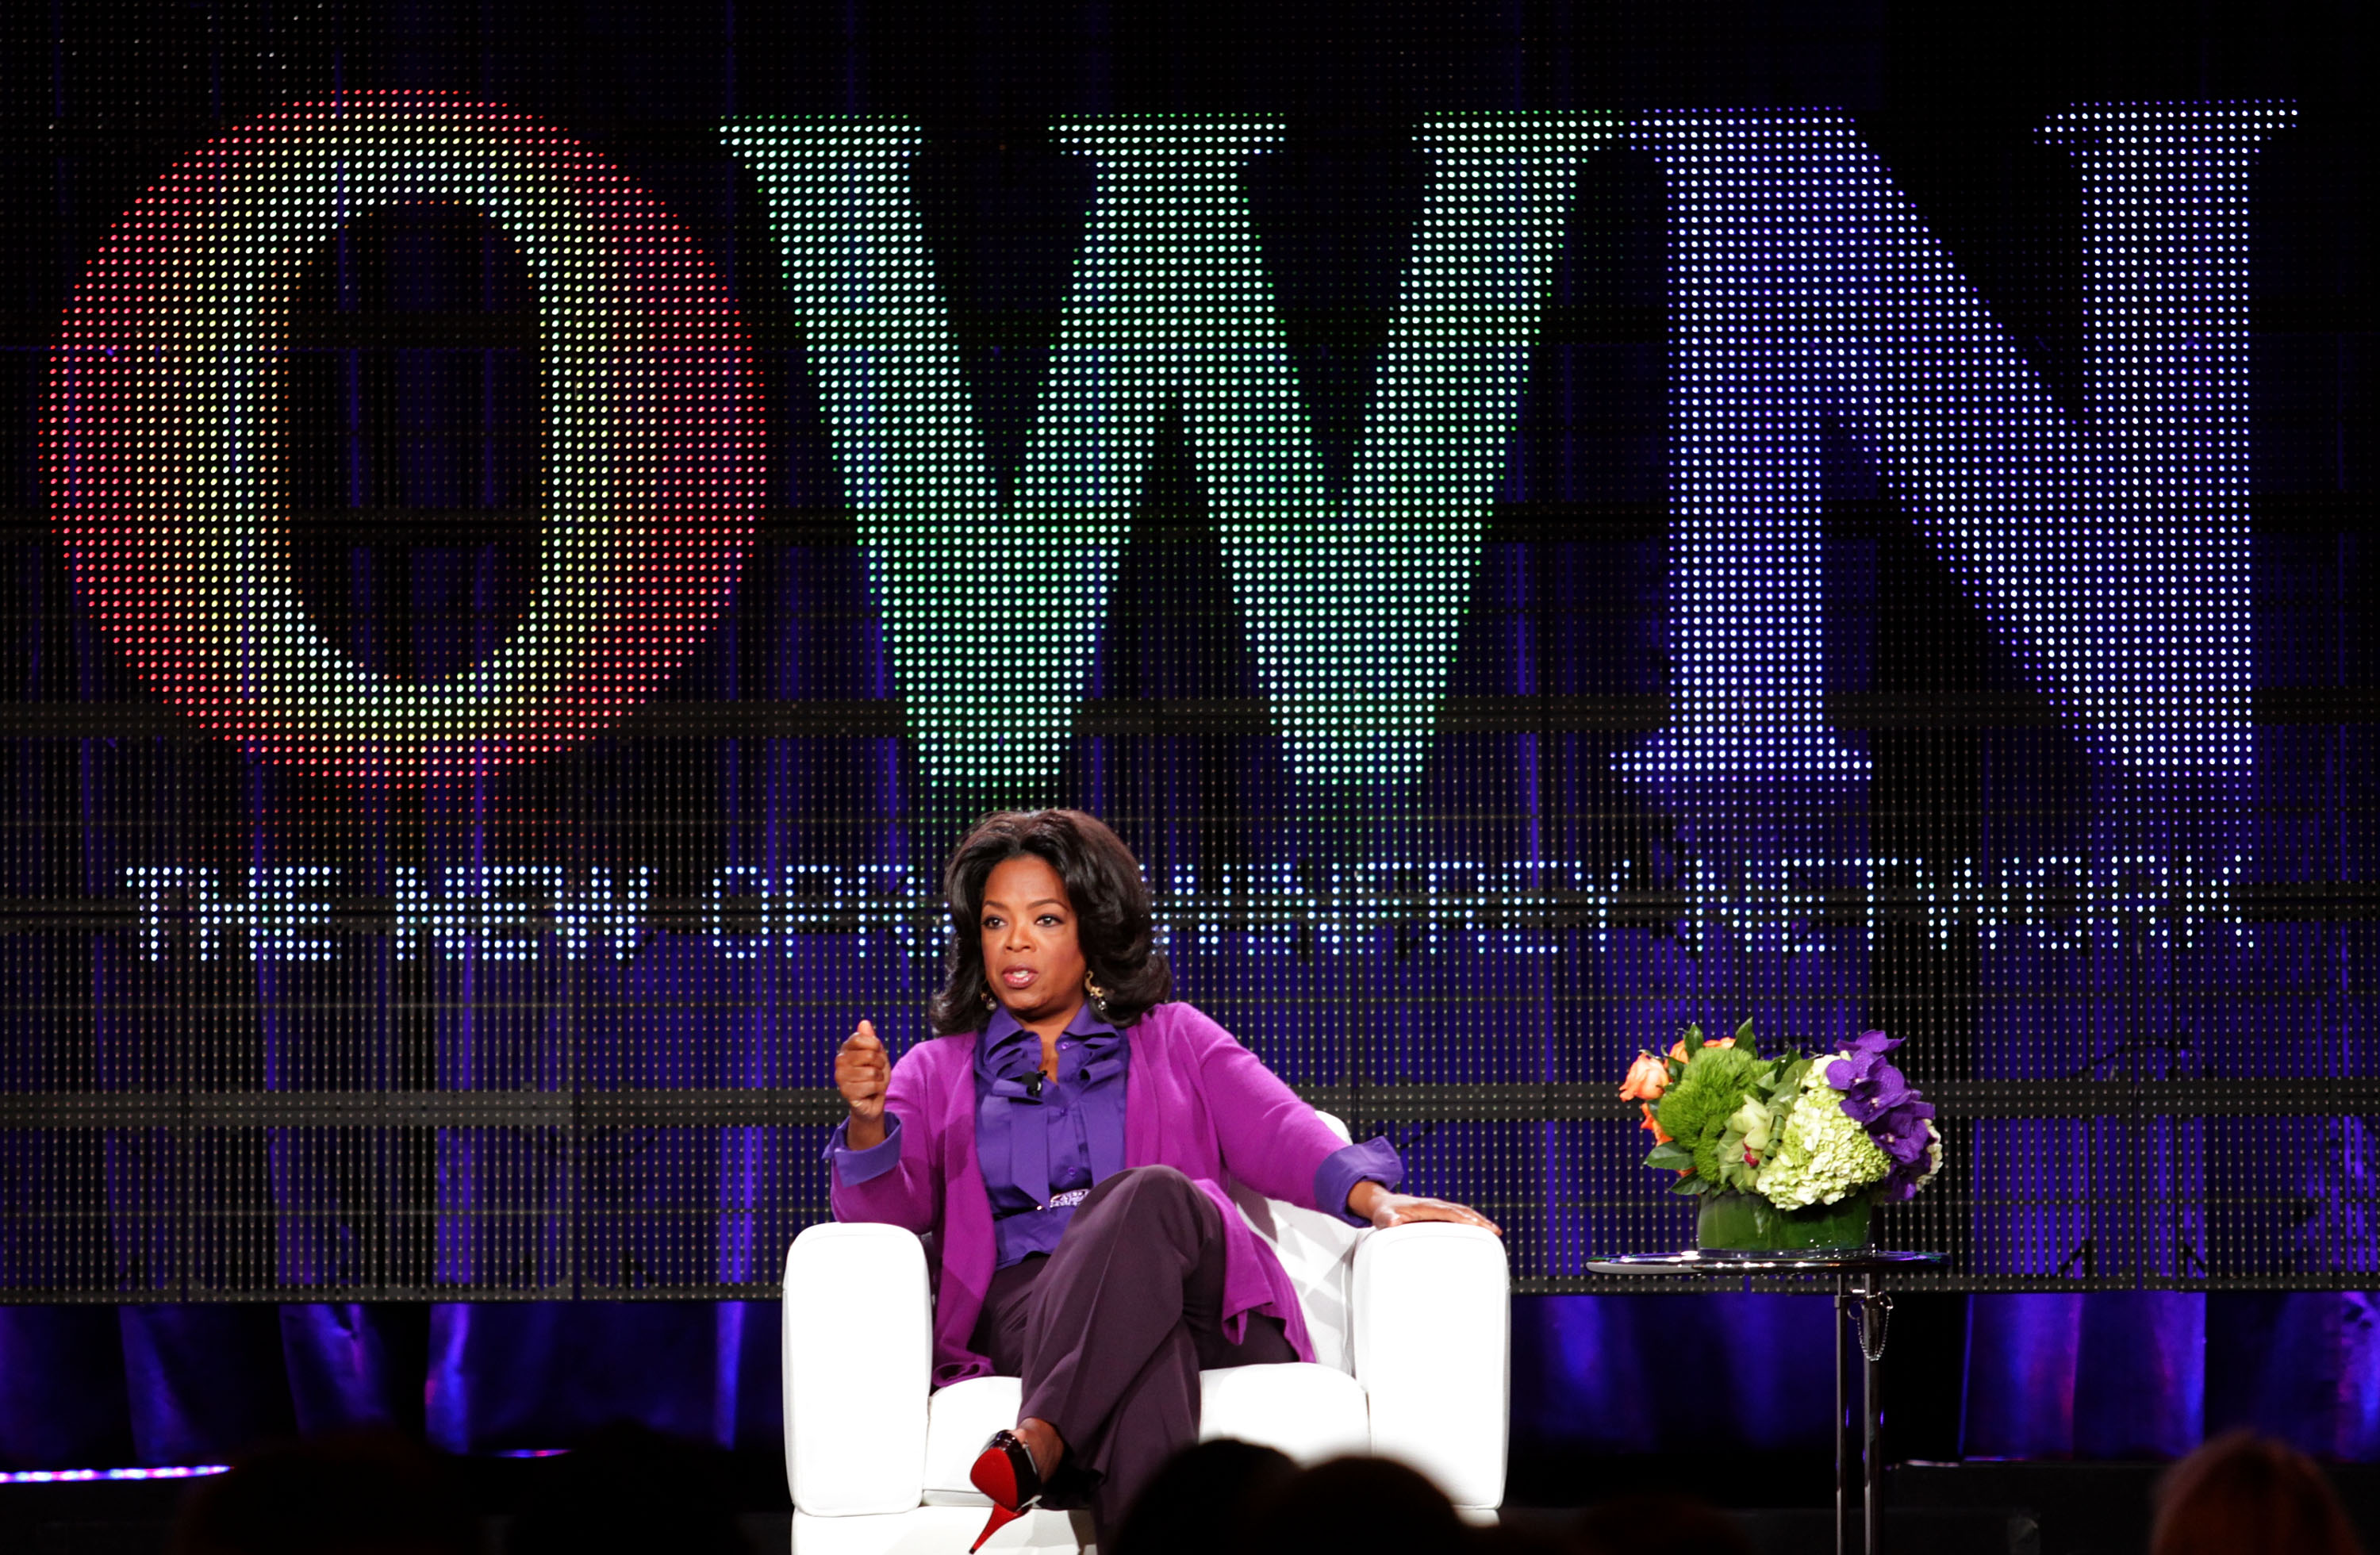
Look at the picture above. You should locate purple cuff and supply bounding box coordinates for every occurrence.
[826,1112,903,1187]
[1315,1135,1404,1226]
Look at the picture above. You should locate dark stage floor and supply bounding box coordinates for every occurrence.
[6,1455,2376,1555]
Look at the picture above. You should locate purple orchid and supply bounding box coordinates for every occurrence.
[1844,1029,1904,1058]
[1875,1161,1929,1201]
[1866,1098,1937,1164]
[1826,1044,1914,1125]
[1869,1105,1941,1200]
[1821,1029,1940,1199]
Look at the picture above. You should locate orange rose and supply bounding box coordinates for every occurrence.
[1618,1050,1671,1102]
[1706,1036,1735,1050]
[1638,1102,1673,1145]
[1667,1038,1690,1062]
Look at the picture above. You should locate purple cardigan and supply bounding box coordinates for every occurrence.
[828,1001,1357,1387]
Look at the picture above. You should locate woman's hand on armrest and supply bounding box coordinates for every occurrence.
[835,1019,890,1151]
[1345,1181,1501,1235]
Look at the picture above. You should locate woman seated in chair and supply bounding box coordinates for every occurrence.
[828,808,1499,1549]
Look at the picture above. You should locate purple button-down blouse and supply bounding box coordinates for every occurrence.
[823,1000,1403,1384]
[973,1002,1130,1266]
[829,1004,1401,1269]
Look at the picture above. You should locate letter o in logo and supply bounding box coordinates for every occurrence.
[48,94,761,778]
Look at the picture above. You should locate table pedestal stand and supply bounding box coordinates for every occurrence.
[1584,1249,1940,1555]
[1836,1273,1891,1555]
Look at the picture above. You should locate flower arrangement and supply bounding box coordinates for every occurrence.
[1618,1021,1942,1250]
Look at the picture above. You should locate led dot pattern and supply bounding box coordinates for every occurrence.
[49,92,763,778]
[1622,102,2290,780]
[723,113,1617,793]
[0,79,2372,1310]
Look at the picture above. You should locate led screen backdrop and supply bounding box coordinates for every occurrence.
[0,2,2373,1302]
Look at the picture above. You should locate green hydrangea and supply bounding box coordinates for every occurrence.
[1653,1042,1767,1188]
[1755,1063,1891,1209]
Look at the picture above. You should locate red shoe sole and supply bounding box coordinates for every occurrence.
[970,1446,1019,1507]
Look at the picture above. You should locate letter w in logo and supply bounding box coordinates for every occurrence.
[723,114,1616,796]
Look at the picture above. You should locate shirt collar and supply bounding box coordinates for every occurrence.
[977,999,1121,1083]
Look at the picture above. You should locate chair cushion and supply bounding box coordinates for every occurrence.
[921,1364,1370,1504]
[1197,1361,1370,1461]
[923,1376,1023,1500]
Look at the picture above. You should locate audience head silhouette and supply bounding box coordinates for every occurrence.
[1240,1455,1473,1555]
[1108,1438,1299,1555]
[171,1430,468,1555]
[2152,1430,2363,1555]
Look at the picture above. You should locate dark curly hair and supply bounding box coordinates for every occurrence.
[928,810,1173,1034]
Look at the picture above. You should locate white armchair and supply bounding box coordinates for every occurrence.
[778,1124,1510,1554]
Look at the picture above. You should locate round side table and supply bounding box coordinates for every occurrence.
[1585,1250,1947,1555]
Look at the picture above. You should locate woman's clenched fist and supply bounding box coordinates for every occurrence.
[835,1020,890,1149]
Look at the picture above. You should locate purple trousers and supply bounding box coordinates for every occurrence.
[969,1165,1299,1535]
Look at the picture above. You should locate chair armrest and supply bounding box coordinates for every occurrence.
[1350,1222,1509,1510]
[781,1222,932,1516]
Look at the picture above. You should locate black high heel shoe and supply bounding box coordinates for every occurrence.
[966,1429,1045,1552]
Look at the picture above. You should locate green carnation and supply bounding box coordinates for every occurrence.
[1653,1043,1768,1188]
[1754,1063,1892,1209]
